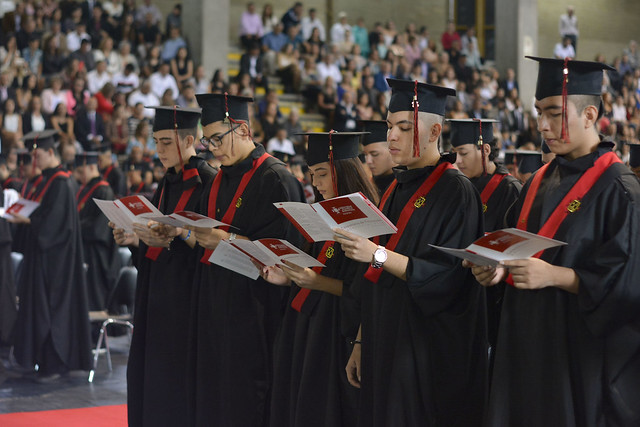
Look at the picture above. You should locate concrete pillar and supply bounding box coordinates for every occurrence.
[495,0,538,111]
[182,0,230,82]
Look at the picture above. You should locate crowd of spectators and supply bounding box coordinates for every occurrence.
[1,0,639,184]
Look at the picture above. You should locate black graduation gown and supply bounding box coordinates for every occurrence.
[77,176,121,311]
[355,160,488,427]
[469,163,522,355]
[489,143,640,427]
[188,144,305,427]
[127,156,216,427]
[0,193,17,345]
[14,166,92,374]
[373,172,396,196]
[102,164,127,198]
[270,242,360,427]
[11,175,41,255]
[2,176,23,191]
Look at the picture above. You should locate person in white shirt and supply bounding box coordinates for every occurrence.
[66,23,90,53]
[112,63,140,94]
[41,75,68,115]
[266,127,296,156]
[553,36,576,60]
[330,12,352,45]
[87,60,112,94]
[127,80,159,118]
[558,6,578,52]
[149,62,179,101]
[301,8,325,41]
[316,53,342,87]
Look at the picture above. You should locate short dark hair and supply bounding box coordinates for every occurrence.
[569,94,602,120]
[177,127,198,140]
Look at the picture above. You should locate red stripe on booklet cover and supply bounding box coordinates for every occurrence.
[505,151,621,286]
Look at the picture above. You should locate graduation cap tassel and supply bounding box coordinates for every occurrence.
[561,57,570,144]
[328,129,339,197]
[30,134,38,179]
[474,118,487,176]
[412,80,420,157]
[173,105,186,176]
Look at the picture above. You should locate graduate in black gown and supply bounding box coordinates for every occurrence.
[187,93,305,426]
[0,187,18,346]
[449,118,522,358]
[98,144,127,198]
[262,132,379,427]
[112,106,216,427]
[360,120,397,195]
[469,57,640,426]
[334,79,488,426]
[75,152,121,311]
[9,130,91,381]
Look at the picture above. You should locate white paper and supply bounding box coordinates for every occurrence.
[275,192,397,242]
[2,198,40,219]
[94,195,161,233]
[430,228,567,266]
[144,211,229,229]
[208,238,325,279]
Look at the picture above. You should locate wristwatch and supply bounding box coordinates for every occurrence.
[371,245,387,269]
[228,232,237,241]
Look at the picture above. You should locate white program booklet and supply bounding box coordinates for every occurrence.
[430,228,567,267]
[2,197,40,219]
[274,192,397,242]
[144,211,229,229]
[94,195,162,232]
[209,238,325,280]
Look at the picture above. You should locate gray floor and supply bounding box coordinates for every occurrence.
[0,335,129,414]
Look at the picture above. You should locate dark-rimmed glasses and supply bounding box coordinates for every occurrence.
[200,124,241,148]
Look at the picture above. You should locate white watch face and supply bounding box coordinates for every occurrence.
[374,248,387,263]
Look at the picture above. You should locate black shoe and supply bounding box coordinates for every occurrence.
[34,372,62,384]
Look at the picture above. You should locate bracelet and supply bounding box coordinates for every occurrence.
[179,229,191,241]
[349,339,362,346]
[228,232,237,240]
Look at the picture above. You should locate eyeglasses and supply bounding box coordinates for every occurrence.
[200,125,240,148]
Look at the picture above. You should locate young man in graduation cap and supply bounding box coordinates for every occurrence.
[97,143,127,198]
[187,92,305,426]
[8,129,92,382]
[112,106,217,427]
[75,152,121,311]
[450,118,522,369]
[468,57,640,426]
[335,79,488,426]
[360,119,397,195]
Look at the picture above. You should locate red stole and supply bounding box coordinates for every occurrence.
[480,173,507,213]
[76,179,110,211]
[364,161,454,284]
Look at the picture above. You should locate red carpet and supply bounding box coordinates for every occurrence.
[0,404,127,426]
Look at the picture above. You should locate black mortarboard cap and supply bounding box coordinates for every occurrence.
[502,150,516,166]
[359,120,388,145]
[303,132,366,166]
[448,118,497,147]
[516,150,543,174]
[526,56,615,100]
[74,151,99,167]
[16,150,32,166]
[195,93,253,127]
[24,129,58,151]
[271,151,291,163]
[146,106,201,132]
[387,78,456,116]
[629,144,640,169]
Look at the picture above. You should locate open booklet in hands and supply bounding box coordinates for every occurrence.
[274,192,397,242]
[95,195,228,232]
[430,228,567,267]
[209,238,325,280]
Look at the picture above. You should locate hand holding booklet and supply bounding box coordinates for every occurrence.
[274,192,397,242]
[430,228,567,267]
[95,195,229,232]
[209,238,325,280]
[1,198,40,219]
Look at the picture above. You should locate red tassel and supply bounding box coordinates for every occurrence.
[474,118,487,176]
[31,134,38,178]
[561,57,570,144]
[412,80,420,157]
[173,105,185,176]
[328,129,338,197]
